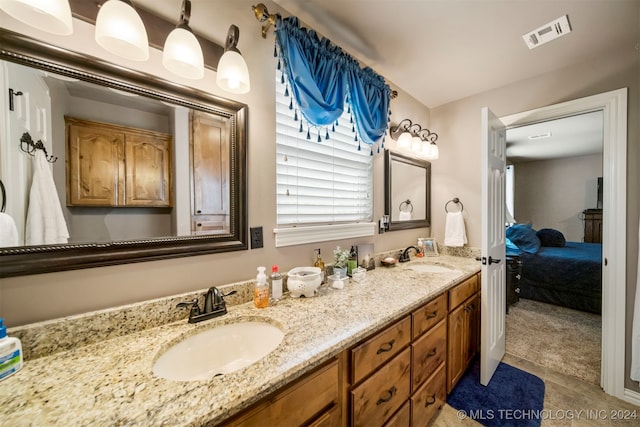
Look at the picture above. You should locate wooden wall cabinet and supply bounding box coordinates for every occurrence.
[66,116,172,207]
[446,274,480,393]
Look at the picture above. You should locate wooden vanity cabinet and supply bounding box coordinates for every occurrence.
[66,116,172,207]
[223,358,341,427]
[446,274,480,393]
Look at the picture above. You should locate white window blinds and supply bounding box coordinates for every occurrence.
[275,75,373,228]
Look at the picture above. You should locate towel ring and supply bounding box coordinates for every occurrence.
[0,179,5,213]
[445,197,463,213]
[399,199,413,213]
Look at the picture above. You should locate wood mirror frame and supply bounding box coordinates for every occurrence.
[0,29,247,278]
[384,149,431,231]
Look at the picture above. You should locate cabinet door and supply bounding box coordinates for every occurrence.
[447,302,466,393]
[191,110,230,232]
[67,122,123,206]
[466,294,480,365]
[125,133,172,207]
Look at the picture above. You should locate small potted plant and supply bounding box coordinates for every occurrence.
[332,246,350,278]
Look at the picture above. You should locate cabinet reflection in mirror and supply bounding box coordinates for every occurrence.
[384,150,431,231]
[0,29,247,277]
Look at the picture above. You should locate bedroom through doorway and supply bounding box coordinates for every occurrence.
[504,110,604,385]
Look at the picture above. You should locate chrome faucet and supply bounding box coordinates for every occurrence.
[399,246,420,263]
[177,287,237,323]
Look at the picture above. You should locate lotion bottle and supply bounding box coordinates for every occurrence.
[254,266,270,308]
[270,265,283,303]
[0,318,23,381]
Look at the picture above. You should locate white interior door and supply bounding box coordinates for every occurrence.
[480,107,506,385]
[1,61,52,245]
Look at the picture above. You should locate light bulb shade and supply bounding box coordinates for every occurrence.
[411,136,422,152]
[0,0,72,35]
[163,27,204,79]
[396,131,412,148]
[216,50,250,94]
[423,143,439,160]
[430,144,439,160]
[95,0,149,61]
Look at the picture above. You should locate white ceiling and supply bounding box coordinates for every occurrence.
[133,0,639,109]
[505,111,604,163]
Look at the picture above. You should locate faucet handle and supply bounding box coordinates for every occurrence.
[176,298,201,317]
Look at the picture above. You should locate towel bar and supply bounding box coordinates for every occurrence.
[445,197,463,213]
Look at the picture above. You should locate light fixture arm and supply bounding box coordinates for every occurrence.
[417,128,438,143]
[224,24,241,53]
[177,0,192,30]
[389,119,413,140]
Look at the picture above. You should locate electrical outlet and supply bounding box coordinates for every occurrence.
[250,226,263,249]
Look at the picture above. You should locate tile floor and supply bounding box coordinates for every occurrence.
[431,353,639,427]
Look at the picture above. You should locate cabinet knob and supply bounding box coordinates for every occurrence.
[376,386,397,405]
[376,339,395,355]
[425,394,437,406]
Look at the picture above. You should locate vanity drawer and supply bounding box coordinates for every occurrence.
[410,362,446,427]
[383,401,411,427]
[351,348,411,427]
[411,319,446,392]
[351,316,411,384]
[449,275,478,310]
[225,358,338,427]
[412,293,447,339]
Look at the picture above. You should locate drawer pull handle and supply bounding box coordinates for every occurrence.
[423,348,437,360]
[425,310,438,319]
[376,339,395,354]
[376,386,397,405]
[425,394,437,406]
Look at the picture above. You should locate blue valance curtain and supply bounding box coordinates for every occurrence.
[275,16,392,152]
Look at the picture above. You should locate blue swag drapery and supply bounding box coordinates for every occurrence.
[275,16,392,152]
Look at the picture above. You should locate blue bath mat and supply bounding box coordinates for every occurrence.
[447,358,545,427]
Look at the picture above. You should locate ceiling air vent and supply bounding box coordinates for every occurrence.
[522,15,572,50]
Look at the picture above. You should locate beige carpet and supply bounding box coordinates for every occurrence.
[506,298,601,385]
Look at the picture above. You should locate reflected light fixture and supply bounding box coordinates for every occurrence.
[0,0,73,35]
[216,25,251,94]
[95,0,149,61]
[389,119,439,160]
[162,0,204,80]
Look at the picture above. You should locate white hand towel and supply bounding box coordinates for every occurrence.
[444,211,467,247]
[26,150,69,245]
[0,212,19,247]
[631,217,640,382]
[398,211,412,221]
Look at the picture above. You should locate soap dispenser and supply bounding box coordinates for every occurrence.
[254,266,269,308]
[0,318,23,381]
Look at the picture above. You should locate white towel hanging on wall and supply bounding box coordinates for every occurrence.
[0,212,19,247]
[26,150,69,245]
[444,211,467,247]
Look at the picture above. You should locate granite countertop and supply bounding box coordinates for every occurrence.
[0,255,480,426]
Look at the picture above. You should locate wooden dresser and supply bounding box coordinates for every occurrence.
[583,209,603,243]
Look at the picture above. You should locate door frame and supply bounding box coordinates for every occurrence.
[499,88,627,400]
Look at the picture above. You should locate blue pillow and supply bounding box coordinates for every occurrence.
[506,224,541,254]
[536,228,566,247]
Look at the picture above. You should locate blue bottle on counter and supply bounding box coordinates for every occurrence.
[0,318,23,381]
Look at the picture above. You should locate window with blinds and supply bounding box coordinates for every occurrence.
[275,74,375,245]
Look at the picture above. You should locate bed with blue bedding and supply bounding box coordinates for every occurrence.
[506,225,602,314]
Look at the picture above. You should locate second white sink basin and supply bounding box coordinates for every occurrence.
[153,321,284,381]
[407,264,462,274]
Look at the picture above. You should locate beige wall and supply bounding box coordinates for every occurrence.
[0,1,430,326]
[429,44,639,392]
[513,154,603,242]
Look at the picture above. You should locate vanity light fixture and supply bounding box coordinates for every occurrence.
[216,25,251,94]
[0,0,73,35]
[162,0,204,80]
[389,119,439,159]
[95,0,149,61]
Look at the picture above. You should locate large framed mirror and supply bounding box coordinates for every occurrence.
[0,29,247,278]
[384,149,431,231]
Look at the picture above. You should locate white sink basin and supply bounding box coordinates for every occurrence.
[153,321,284,381]
[407,264,462,274]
